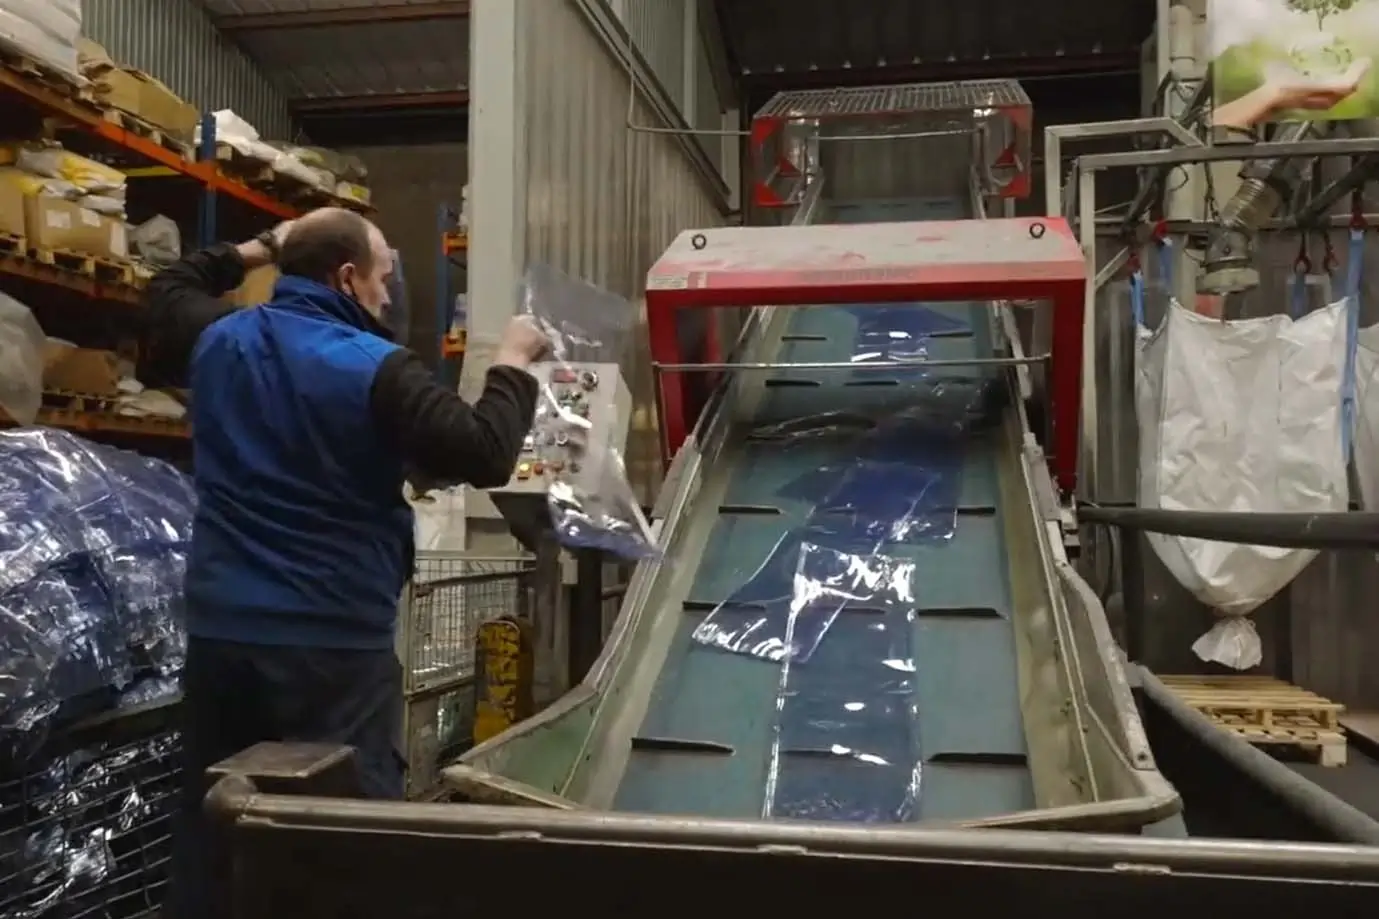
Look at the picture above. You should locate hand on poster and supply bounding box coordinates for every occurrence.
[1211,0,1379,126]
[1214,60,1371,129]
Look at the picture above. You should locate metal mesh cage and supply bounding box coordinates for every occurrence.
[750,79,1033,207]
[403,554,533,695]
[0,706,180,918]
[399,553,533,797]
[755,80,1031,119]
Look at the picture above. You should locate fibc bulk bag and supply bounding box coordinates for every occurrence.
[1133,240,1355,670]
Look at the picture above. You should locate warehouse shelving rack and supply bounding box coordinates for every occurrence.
[0,52,359,446]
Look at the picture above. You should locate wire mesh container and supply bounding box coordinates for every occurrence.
[0,701,180,918]
[750,79,1034,206]
[399,554,533,797]
[401,554,533,696]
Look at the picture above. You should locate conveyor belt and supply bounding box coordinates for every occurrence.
[613,197,1034,822]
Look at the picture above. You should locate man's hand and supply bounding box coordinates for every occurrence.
[233,219,294,270]
[493,315,551,369]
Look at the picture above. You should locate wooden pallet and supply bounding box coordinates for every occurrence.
[29,247,135,284]
[1161,675,1347,766]
[36,390,190,438]
[101,108,193,160]
[214,143,336,207]
[0,48,95,104]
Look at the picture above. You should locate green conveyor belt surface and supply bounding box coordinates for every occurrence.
[613,198,1034,822]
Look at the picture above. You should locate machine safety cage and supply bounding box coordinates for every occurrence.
[750,81,1034,209]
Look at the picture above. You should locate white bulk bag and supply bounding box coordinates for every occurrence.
[1354,325,1379,509]
[1135,293,1350,670]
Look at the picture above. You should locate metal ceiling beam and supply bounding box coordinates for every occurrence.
[291,90,470,114]
[739,51,1143,95]
[216,1,469,32]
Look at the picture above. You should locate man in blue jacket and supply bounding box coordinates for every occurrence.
[147,208,547,919]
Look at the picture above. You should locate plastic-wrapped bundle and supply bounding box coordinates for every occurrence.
[0,0,82,83]
[0,429,194,732]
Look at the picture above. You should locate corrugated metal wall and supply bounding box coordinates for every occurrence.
[621,0,686,114]
[339,144,468,365]
[519,0,728,499]
[82,0,295,139]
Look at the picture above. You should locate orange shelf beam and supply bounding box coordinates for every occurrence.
[0,65,300,220]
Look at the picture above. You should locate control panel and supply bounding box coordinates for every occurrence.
[491,361,631,498]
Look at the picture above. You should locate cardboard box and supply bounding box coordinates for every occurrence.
[228,265,279,307]
[79,39,199,141]
[42,343,124,396]
[0,175,23,240]
[25,196,126,259]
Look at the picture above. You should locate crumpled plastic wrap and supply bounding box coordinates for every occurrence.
[0,728,179,916]
[0,429,193,734]
[0,293,44,428]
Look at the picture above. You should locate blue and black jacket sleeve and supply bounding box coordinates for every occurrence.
[370,353,538,489]
[140,243,245,388]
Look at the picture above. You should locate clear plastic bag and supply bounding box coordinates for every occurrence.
[692,538,916,663]
[847,305,971,381]
[518,264,656,560]
[0,292,45,427]
[769,606,920,822]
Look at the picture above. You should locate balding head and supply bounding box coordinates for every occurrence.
[279,207,393,320]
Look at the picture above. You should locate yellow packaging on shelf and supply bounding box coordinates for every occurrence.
[335,181,371,206]
[0,145,125,197]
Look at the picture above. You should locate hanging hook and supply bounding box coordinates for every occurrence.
[1351,189,1367,230]
[1323,232,1339,273]
[1294,233,1311,275]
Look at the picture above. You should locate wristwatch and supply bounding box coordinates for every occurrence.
[254,229,281,261]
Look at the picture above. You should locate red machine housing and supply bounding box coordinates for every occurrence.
[644,217,1086,494]
[750,81,1034,209]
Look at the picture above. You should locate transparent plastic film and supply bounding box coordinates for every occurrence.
[847,304,971,378]
[0,292,45,427]
[692,538,915,664]
[517,264,657,560]
[0,429,194,732]
[770,606,920,822]
[774,411,971,543]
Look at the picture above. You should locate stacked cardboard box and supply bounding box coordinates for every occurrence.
[77,39,199,142]
[0,146,127,260]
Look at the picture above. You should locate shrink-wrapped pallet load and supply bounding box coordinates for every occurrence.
[0,0,81,83]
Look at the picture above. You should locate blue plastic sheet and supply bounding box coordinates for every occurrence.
[846,304,970,356]
[0,429,194,732]
[692,539,915,664]
[770,607,920,822]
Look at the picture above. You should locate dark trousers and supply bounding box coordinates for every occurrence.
[164,636,406,919]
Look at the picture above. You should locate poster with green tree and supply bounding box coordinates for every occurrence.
[1211,0,1379,127]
